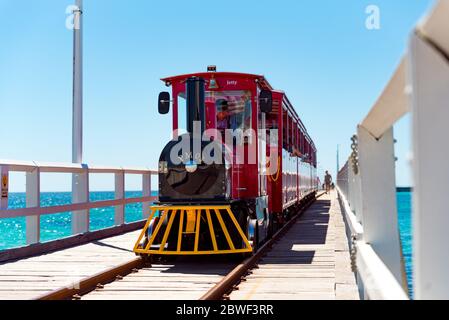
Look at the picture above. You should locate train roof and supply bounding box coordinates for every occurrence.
[162,71,267,86]
[161,71,315,151]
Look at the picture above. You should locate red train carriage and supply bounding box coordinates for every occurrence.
[134,67,318,259]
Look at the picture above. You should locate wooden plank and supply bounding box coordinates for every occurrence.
[230,292,335,300]
[94,283,217,289]
[82,291,202,300]
[336,283,360,300]
[79,260,235,300]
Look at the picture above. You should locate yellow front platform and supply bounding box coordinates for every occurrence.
[133,205,253,255]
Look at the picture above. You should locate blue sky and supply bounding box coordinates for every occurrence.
[0,0,434,191]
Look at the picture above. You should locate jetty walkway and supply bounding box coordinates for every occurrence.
[0,191,358,300]
[229,192,359,300]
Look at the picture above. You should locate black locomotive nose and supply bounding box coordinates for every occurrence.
[158,136,230,203]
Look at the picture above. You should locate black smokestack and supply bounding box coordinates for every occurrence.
[186,77,205,135]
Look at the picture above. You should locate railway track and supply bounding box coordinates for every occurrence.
[37,194,319,300]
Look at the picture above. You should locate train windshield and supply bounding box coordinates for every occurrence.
[206,91,252,133]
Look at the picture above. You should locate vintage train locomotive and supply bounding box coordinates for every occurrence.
[134,67,317,258]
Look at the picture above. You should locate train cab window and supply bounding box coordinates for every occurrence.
[287,115,293,153]
[266,117,278,130]
[282,108,288,151]
[292,122,296,153]
[294,125,299,156]
[296,127,300,153]
[177,93,188,135]
[304,140,310,160]
[288,118,292,152]
[207,91,252,135]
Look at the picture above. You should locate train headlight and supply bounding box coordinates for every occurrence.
[185,160,198,173]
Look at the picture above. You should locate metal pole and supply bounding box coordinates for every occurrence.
[71,0,89,234]
[336,144,340,175]
[72,0,83,163]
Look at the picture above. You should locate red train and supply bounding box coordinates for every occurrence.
[134,67,318,258]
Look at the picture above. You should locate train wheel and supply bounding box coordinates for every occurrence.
[267,215,274,239]
[274,212,284,230]
[285,208,293,221]
[159,255,178,263]
[247,217,259,253]
[140,254,153,264]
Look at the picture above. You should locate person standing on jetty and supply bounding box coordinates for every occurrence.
[324,171,332,194]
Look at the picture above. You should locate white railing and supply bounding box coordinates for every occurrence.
[337,0,449,300]
[0,159,157,246]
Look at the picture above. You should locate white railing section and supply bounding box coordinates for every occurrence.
[0,159,157,246]
[337,0,449,300]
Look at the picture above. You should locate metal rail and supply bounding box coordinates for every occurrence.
[34,193,320,300]
[37,258,145,300]
[200,193,320,300]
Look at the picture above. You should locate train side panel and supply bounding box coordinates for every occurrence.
[266,92,318,219]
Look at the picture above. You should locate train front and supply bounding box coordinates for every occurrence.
[134,76,253,258]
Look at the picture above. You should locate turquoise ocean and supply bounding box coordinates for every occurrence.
[0,191,413,295]
[0,191,154,250]
[397,191,412,296]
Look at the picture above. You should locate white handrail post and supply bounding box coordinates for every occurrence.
[26,168,40,244]
[347,161,355,210]
[357,125,405,289]
[0,166,9,210]
[114,171,125,225]
[348,161,363,225]
[343,163,349,198]
[72,166,89,234]
[410,32,449,299]
[337,162,349,199]
[354,172,363,225]
[142,173,151,218]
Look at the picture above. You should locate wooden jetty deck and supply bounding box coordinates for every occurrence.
[0,230,141,300]
[81,262,234,300]
[0,191,359,300]
[229,191,360,300]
